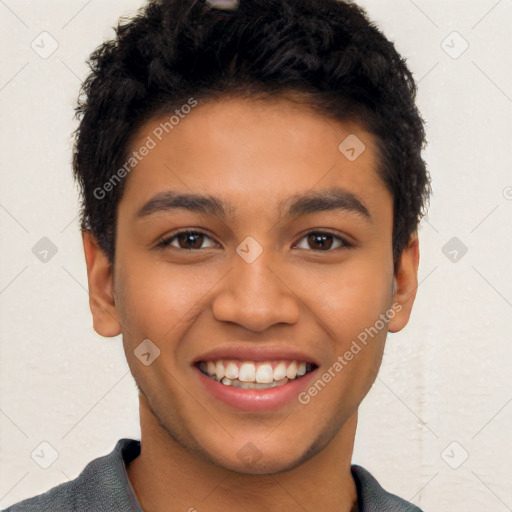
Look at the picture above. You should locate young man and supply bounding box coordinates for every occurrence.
[5,0,431,510]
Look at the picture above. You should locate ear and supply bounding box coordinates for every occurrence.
[387,232,420,334]
[82,230,122,337]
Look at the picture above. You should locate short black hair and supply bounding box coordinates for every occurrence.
[73,0,431,269]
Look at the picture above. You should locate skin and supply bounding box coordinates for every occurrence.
[83,96,420,512]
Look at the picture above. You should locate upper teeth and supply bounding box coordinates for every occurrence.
[199,359,310,383]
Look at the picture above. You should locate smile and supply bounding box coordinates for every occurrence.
[198,359,315,390]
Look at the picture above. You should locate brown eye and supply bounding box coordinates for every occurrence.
[294,231,350,251]
[157,230,218,250]
[177,232,205,249]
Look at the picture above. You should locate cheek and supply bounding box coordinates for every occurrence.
[312,257,393,335]
[114,257,221,343]
[314,264,392,406]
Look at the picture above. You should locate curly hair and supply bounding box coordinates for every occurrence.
[73,0,431,269]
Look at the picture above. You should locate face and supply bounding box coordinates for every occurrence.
[84,96,419,475]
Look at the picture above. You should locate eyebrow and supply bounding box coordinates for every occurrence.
[136,187,371,222]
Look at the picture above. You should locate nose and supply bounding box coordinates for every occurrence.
[211,248,301,332]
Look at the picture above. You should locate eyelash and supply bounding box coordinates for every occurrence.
[156,229,353,252]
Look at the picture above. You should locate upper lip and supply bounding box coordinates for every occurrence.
[193,345,319,366]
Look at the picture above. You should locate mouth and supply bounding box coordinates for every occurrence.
[196,359,317,390]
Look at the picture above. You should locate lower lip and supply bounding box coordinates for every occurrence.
[194,366,317,412]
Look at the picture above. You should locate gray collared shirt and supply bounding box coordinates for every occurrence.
[3,439,424,511]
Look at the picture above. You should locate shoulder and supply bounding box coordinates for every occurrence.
[3,439,142,512]
[351,464,425,512]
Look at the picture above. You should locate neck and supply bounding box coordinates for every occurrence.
[127,395,359,512]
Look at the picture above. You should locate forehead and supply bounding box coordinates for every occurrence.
[119,96,390,222]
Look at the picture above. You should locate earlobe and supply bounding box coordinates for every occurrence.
[387,233,420,334]
[82,231,122,338]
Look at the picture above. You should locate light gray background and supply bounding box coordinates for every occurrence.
[1,0,511,510]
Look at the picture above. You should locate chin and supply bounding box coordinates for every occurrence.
[200,434,324,476]
[212,450,307,475]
